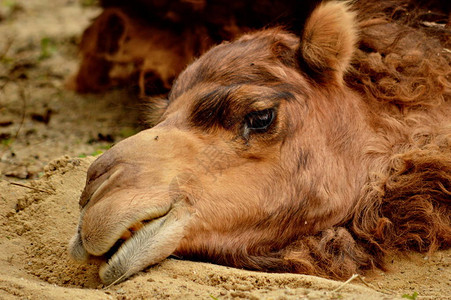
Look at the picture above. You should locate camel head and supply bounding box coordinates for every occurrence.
[69,2,372,285]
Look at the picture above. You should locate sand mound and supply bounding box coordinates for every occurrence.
[0,156,393,299]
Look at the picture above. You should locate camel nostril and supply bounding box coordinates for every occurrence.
[79,190,91,209]
[90,168,123,204]
[79,153,118,208]
[79,166,124,208]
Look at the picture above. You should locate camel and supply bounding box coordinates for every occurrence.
[69,1,451,285]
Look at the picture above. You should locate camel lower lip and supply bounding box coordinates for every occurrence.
[99,214,170,285]
[102,217,163,261]
[98,206,191,286]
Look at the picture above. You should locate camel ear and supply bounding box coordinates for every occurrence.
[298,1,358,84]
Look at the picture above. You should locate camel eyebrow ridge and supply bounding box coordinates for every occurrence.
[189,87,235,129]
[189,85,295,130]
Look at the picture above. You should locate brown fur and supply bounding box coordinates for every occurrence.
[69,0,451,284]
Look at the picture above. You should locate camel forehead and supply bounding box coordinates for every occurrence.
[170,30,299,100]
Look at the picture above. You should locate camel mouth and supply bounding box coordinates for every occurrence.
[102,213,169,262]
[97,203,191,286]
[69,184,193,285]
[102,219,150,260]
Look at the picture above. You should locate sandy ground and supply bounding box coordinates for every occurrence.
[0,1,450,299]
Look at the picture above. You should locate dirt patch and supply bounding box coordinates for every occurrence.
[0,1,450,299]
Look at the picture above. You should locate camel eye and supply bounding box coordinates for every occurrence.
[245,109,275,131]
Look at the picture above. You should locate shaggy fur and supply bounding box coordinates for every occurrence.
[285,1,451,277]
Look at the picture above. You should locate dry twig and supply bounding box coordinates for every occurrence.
[331,273,395,296]
[6,180,54,194]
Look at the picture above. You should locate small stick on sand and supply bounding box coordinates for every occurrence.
[331,273,360,293]
[331,273,395,296]
[6,180,54,194]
